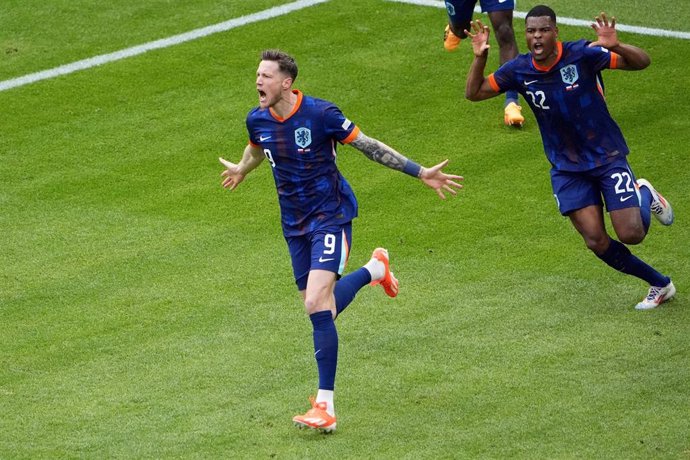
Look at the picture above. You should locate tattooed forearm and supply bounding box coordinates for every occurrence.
[350,132,408,172]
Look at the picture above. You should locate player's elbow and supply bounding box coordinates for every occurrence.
[465,91,481,101]
[639,55,651,69]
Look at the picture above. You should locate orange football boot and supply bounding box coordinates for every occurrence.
[504,102,525,127]
[293,397,336,433]
[444,25,461,51]
[370,248,399,298]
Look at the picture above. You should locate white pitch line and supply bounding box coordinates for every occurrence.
[0,0,330,93]
[388,0,690,40]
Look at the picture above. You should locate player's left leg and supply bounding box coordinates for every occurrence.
[334,247,399,317]
[637,178,674,226]
[486,3,523,126]
[601,160,674,242]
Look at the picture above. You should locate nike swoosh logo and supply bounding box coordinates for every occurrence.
[318,257,334,262]
[620,195,634,202]
[259,135,271,141]
[524,79,538,86]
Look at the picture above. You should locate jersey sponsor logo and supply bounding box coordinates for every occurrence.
[295,127,312,149]
[318,257,335,263]
[620,195,634,202]
[524,79,538,86]
[259,134,272,142]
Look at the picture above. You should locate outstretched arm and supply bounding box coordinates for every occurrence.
[219,144,264,191]
[465,20,501,101]
[589,12,650,70]
[349,131,464,200]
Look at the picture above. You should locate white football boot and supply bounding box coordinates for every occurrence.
[637,178,674,225]
[635,281,676,310]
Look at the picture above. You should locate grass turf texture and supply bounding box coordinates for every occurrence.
[1,0,689,457]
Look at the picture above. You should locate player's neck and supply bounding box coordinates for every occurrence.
[271,90,298,118]
[541,50,559,68]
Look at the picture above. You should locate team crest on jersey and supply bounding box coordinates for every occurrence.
[295,127,312,149]
[560,64,580,91]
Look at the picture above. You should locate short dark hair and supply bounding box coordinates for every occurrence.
[261,49,298,82]
[526,5,557,23]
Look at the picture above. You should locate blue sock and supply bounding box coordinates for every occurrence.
[639,184,653,233]
[596,239,669,286]
[334,268,371,317]
[505,90,519,105]
[310,310,338,391]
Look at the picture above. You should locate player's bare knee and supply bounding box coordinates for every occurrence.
[584,236,609,254]
[493,23,516,46]
[303,296,320,314]
[618,229,645,245]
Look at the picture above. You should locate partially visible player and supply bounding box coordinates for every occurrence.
[220,49,464,432]
[464,6,675,310]
[443,0,524,126]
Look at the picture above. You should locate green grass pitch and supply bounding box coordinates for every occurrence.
[1,0,689,457]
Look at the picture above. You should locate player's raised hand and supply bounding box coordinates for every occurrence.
[420,159,464,200]
[465,20,491,57]
[219,157,246,191]
[589,12,619,48]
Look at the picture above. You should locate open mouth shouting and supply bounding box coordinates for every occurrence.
[258,89,267,105]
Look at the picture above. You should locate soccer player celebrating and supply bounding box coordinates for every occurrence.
[464,6,675,310]
[219,50,463,432]
[443,0,525,126]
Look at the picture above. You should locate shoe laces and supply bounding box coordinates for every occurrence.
[650,201,663,215]
[307,396,327,412]
[646,286,663,301]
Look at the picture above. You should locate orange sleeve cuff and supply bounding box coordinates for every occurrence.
[488,74,500,92]
[341,125,360,144]
[248,139,259,148]
[610,52,619,69]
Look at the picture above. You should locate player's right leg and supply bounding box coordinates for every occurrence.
[287,233,340,431]
[553,167,674,310]
[568,206,674,309]
[443,0,476,51]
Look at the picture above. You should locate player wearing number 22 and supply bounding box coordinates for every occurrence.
[465,5,676,310]
[219,50,463,432]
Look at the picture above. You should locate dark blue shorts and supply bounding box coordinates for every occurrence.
[285,223,352,291]
[445,0,514,21]
[550,157,641,215]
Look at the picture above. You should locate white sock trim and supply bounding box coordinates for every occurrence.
[316,389,335,416]
[364,258,385,282]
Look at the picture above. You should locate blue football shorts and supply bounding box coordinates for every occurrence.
[550,157,642,216]
[445,0,514,20]
[285,223,352,291]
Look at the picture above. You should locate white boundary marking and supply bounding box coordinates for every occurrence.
[388,0,690,40]
[0,0,330,93]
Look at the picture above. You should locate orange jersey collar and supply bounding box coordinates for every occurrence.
[270,89,303,122]
[532,41,563,72]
